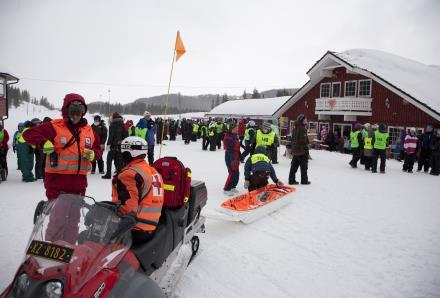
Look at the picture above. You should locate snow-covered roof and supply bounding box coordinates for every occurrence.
[206,96,291,119]
[276,49,440,121]
[333,49,440,116]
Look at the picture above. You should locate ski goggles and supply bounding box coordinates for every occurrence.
[67,101,85,117]
[121,143,148,151]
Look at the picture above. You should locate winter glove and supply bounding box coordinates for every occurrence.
[275,181,284,188]
[82,148,95,162]
[43,140,55,154]
[244,180,250,189]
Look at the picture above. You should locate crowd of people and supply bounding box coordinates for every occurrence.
[1,93,439,200]
[315,121,440,175]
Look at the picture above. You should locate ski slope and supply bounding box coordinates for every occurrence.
[1,105,440,297]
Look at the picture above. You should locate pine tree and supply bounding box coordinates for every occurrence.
[252,88,261,99]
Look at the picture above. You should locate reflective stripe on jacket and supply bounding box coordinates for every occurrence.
[374,131,389,150]
[350,131,361,148]
[364,136,373,150]
[251,153,270,164]
[45,119,94,175]
[256,130,275,147]
[17,128,29,143]
[193,123,199,133]
[245,127,254,141]
[135,127,147,140]
[112,159,164,232]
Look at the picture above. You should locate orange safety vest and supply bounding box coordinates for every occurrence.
[112,160,164,232]
[45,119,95,175]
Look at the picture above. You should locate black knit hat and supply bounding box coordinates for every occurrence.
[297,114,305,123]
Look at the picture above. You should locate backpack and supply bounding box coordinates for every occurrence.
[152,157,192,208]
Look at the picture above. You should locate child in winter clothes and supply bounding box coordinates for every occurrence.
[430,129,440,176]
[223,125,240,195]
[402,127,418,173]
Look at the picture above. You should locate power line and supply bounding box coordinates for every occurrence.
[19,77,291,90]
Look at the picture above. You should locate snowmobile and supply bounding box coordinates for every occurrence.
[1,181,207,298]
[205,184,295,224]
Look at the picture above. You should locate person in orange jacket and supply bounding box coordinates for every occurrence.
[23,93,102,243]
[112,136,164,244]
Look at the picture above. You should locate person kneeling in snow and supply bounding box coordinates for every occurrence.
[244,146,283,192]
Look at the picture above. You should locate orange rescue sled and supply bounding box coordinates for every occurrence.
[208,184,296,224]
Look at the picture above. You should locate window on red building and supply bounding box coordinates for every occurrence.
[320,83,331,98]
[344,81,356,97]
[332,82,341,97]
[359,79,372,97]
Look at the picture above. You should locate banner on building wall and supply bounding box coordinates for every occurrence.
[279,116,289,129]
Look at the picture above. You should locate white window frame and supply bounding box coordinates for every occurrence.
[344,80,357,97]
[308,121,318,131]
[358,79,372,97]
[333,122,352,137]
[415,127,424,136]
[0,80,5,97]
[289,120,295,135]
[332,82,341,97]
[388,126,404,146]
[320,83,331,98]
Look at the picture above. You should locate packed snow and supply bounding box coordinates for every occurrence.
[335,49,440,115]
[1,105,440,298]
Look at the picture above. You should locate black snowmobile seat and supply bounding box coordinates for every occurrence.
[132,209,174,274]
[131,206,188,275]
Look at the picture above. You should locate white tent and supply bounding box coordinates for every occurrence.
[205,96,291,120]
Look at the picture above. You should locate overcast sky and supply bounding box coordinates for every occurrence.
[1,0,439,108]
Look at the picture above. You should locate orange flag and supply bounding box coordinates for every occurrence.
[175,31,186,62]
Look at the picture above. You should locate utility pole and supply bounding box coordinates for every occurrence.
[107,89,111,116]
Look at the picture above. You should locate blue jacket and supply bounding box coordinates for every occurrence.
[136,118,157,145]
[244,147,278,182]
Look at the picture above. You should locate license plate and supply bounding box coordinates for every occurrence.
[26,240,74,264]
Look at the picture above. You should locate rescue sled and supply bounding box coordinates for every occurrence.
[206,184,296,224]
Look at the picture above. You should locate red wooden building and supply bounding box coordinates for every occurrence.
[275,49,440,145]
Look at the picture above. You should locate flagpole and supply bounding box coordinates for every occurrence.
[158,44,177,158]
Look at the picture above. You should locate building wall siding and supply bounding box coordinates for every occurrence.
[283,67,440,132]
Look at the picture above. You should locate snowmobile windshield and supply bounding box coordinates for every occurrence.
[24,193,133,294]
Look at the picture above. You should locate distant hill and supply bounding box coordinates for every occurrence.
[87,88,297,116]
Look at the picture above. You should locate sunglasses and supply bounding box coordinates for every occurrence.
[67,101,85,117]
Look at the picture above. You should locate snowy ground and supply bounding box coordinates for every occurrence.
[1,105,440,297]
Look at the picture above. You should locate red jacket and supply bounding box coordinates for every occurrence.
[238,119,245,137]
[23,93,102,200]
[0,129,9,151]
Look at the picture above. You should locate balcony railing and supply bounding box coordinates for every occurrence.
[315,97,372,115]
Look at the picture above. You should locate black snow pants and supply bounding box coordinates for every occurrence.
[349,147,361,168]
[417,149,431,172]
[403,153,415,172]
[209,136,217,151]
[289,154,309,183]
[430,153,440,175]
[372,149,386,173]
[202,137,210,150]
[106,149,123,176]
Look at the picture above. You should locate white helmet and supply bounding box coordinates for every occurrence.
[120,136,148,159]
